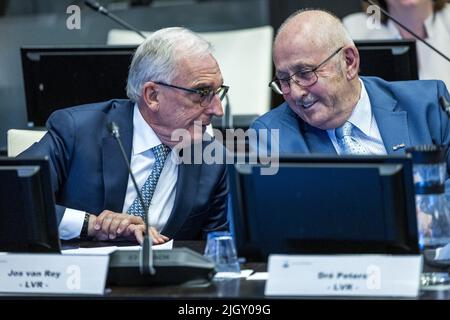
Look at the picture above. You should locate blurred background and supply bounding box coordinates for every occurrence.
[0,0,364,154]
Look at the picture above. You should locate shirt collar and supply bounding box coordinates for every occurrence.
[424,11,439,38]
[345,79,372,137]
[132,104,163,155]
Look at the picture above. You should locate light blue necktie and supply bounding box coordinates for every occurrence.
[127,144,171,218]
[335,121,369,155]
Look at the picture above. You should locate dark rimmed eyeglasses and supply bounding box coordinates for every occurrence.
[154,81,229,107]
[269,46,344,95]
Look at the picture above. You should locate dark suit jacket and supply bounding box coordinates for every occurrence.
[251,76,450,190]
[20,99,229,240]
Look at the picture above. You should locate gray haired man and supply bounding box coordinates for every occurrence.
[21,27,230,244]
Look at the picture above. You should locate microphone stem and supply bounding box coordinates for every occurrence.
[85,0,146,40]
[112,134,155,275]
[104,12,147,40]
[365,0,450,63]
[113,135,148,227]
[142,235,155,275]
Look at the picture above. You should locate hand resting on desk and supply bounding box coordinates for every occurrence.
[87,210,170,245]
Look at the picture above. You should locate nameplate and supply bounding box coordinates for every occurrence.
[265,254,422,297]
[0,253,109,295]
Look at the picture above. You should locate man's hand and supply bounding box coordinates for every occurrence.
[122,224,170,245]
[87,210,144,240]
[87,210,170,244]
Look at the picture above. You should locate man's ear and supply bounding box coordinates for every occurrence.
[142,81,159,111]
[343,46,360,81]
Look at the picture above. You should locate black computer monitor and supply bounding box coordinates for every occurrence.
[355,39,419,81]
[229,155,419,261]
[0,157,60,253]
[21,45,137,127]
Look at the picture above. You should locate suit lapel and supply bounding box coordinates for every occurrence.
[303,122,337,154]
[278,104,335,154]
[102,101,134,212]
[363,78,411,155]
[161,161,201,238]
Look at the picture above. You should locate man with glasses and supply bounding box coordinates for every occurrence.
[252,9,450,165]
[21,27,230,244]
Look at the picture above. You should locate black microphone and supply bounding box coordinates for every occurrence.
[84,0,147,40]
[107,121,155,276]
[363,0,450,63]
[440,96,450,117]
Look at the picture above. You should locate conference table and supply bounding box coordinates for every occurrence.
[54,240,450,300]
[1,240,450,301]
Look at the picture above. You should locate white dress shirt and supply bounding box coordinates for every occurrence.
[343,6,450,89]
[59,104,178,239]
[327,80,387,155]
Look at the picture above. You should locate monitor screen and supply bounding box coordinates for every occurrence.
[0,157,60,253]
[229,155,419,261]
[355,39,418,81]
[21,45,137,127]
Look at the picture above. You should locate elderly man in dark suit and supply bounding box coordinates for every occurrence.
[21,27,230,244]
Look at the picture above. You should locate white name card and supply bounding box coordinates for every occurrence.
[0,253,109,295]
[265,254,422,297]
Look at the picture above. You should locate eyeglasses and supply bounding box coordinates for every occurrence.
[269,47,344,95]
[154,81,229,107]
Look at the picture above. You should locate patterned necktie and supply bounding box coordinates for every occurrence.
[335,121,370,155]
[127,144,171,218]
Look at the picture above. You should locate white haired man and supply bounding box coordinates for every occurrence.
[253,9,450,165]
[21,27,229,244]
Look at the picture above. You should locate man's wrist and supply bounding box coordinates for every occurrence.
[87,214,97,237]
[80,213,95,239]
